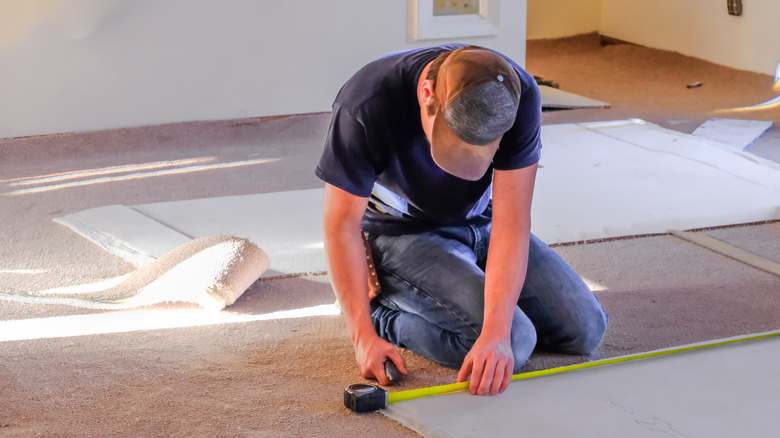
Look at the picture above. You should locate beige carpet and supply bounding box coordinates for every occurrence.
[1,34,779,436]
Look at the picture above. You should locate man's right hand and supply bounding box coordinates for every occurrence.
[354,333,407,386]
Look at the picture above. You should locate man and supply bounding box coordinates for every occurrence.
[316,44,608,396]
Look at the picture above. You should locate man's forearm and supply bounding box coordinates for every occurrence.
[322,184,407,384]
[323,224,376,343]
[481,165,537,340]
[482,225,530,339]
[321,184,376,344]
[457,218,530,396]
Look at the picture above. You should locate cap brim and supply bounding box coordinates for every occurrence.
[430,112,500,181]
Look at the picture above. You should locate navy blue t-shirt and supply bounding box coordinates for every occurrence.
[315,44,542,235]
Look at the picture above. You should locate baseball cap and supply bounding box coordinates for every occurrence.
[430,46,522,181]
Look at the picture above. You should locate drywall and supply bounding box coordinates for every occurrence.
[526,0,601,40]
[0,0,527,139]
[601,0,780,76]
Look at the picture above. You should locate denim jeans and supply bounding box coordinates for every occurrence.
[367,223,608,371]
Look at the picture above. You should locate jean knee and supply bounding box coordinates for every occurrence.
[511,308,537,371]
[445,308,537,372]
[436,333,478,370]
[563,306,608,355]
[435,312,537,371]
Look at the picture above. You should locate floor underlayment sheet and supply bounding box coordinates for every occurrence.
[382,334,780,438]
[539,85,610,110]
[532,119,780,243]
[691,117,774,151]
[55,189,325,276]
[54,120,780,274]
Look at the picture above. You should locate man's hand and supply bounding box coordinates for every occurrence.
[457,335,514,396]
[355,333,408,386]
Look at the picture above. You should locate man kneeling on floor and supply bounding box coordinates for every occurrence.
[316,44,609,396]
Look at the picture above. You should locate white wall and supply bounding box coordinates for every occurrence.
[601,0,780,77]
[0,0,528,139]
[527,0,601,40]
[527,0,780,77]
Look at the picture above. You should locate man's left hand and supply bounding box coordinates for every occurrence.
[457,335,514,396]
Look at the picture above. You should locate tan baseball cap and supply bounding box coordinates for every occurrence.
[430,46,522,181]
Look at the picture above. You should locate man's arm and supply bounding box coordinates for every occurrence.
[457,163,538,395]
[322,183,407,384]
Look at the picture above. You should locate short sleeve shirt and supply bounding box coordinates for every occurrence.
[315,44,542,235]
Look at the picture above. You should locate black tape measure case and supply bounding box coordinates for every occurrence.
[344,384,388,413]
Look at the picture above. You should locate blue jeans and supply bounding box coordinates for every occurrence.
[367,223,608,371]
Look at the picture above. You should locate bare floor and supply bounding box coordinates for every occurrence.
[1,34,779,436]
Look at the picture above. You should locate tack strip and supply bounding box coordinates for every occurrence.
[387,330,780,405]
[669,229,780,277]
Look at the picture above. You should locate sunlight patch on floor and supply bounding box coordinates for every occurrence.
[582,277,609,292]
[4,157,279,196]
[0,304,341,342]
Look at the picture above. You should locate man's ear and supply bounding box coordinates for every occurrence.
[419,79,435,106]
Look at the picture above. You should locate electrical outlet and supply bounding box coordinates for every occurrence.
[727,0,742,16]
[433,0,479,16]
